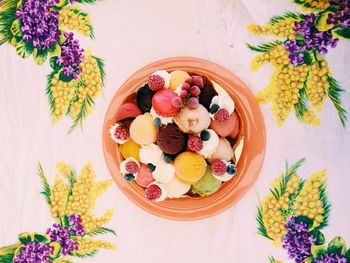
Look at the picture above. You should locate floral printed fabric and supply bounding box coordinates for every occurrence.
[0,162,116,263]
[1,0,349,262]
[247,0,349,127]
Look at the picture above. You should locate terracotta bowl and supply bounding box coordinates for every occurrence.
[102,57,266,221]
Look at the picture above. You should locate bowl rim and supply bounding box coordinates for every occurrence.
[102,56,266,221]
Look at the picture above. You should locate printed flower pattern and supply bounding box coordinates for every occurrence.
[0,162,116,263]
[0,0,105,133]
[258,159,350,263]
[247,0,349,127]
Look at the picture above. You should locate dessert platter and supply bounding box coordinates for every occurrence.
[102,57,266,220]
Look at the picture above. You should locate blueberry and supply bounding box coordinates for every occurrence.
[210,104,220,114]
[200,130,211,141]
[124,173,135,182]
[227,165,237,175]
[147,163,156,171]
[163,154,172,163]
[154,117,161,127]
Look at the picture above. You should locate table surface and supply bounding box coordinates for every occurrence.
[1,0,349,262]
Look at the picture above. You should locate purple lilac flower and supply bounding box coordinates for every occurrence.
[46,215,85,256]
[15,0,61,50]
[327,1,350,29]
[314,253,347,263]
[13,242,53,263]
[57,32,84,79]
[283,11,343,65]
[282,217,316,263]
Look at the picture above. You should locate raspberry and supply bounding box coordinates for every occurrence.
[145,184,162,201]
[148,74,165,91]
[114,125,130,141]
[214,108,229,124]
[187,135,203,152]
[211,160,227,176]
[125,161,139,174]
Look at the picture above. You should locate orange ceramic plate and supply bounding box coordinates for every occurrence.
[102,57,266,221]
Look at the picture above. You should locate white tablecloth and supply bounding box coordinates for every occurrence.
[1,0,349,262]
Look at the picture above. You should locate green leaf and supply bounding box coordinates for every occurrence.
[68,168,77,196]
[37,163,51,205]
[328,76,347,127]
[0,254,15,263]
[246,40,283,53]
[304,257,313,263]
[49,57,63,71]
[268,12,302,25]
[345,248,350,261]
[17,0,24,8]
[18,232,32,245]
[54,0,68,9]
[86,227,117,237]
[16,41,33,58]
[9,36,20,47]
[333,27,350,40]
[327,236,347,255]
[0,0,20,10]
[10,19,23,37]
[295,215,314,229]
[310,229,325,245]
[315,180,331,230]
[49,242,61,258]
[256,205,273,240]
[76,0,100,4]
[59,71,73,82]
[33,233,49,243]
[294,84,308,121]
[302,51,313,66]
[33,48,48,65]
[68,95,95,134]
[311,244,326,259]
[91,55,105,86]
[315,11,334,32]
[71,250,98,258]
[48,44,61,57]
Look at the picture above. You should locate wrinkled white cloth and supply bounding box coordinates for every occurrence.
[1,0,350,263]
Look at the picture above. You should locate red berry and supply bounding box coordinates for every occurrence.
[179,90,189,98]
[145,184,162,201]
[181,83,191,91]
[171,96,182,108]
[192,76,204,88]
[184,77,193,85]
[125,161,139,174]
[148,75,165,91]
[114,125,130,141]
[187,135,203,152]
[214,108,229,124]
[190,85,201,96]
[211,160,227,176]
[187,97,199,109]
